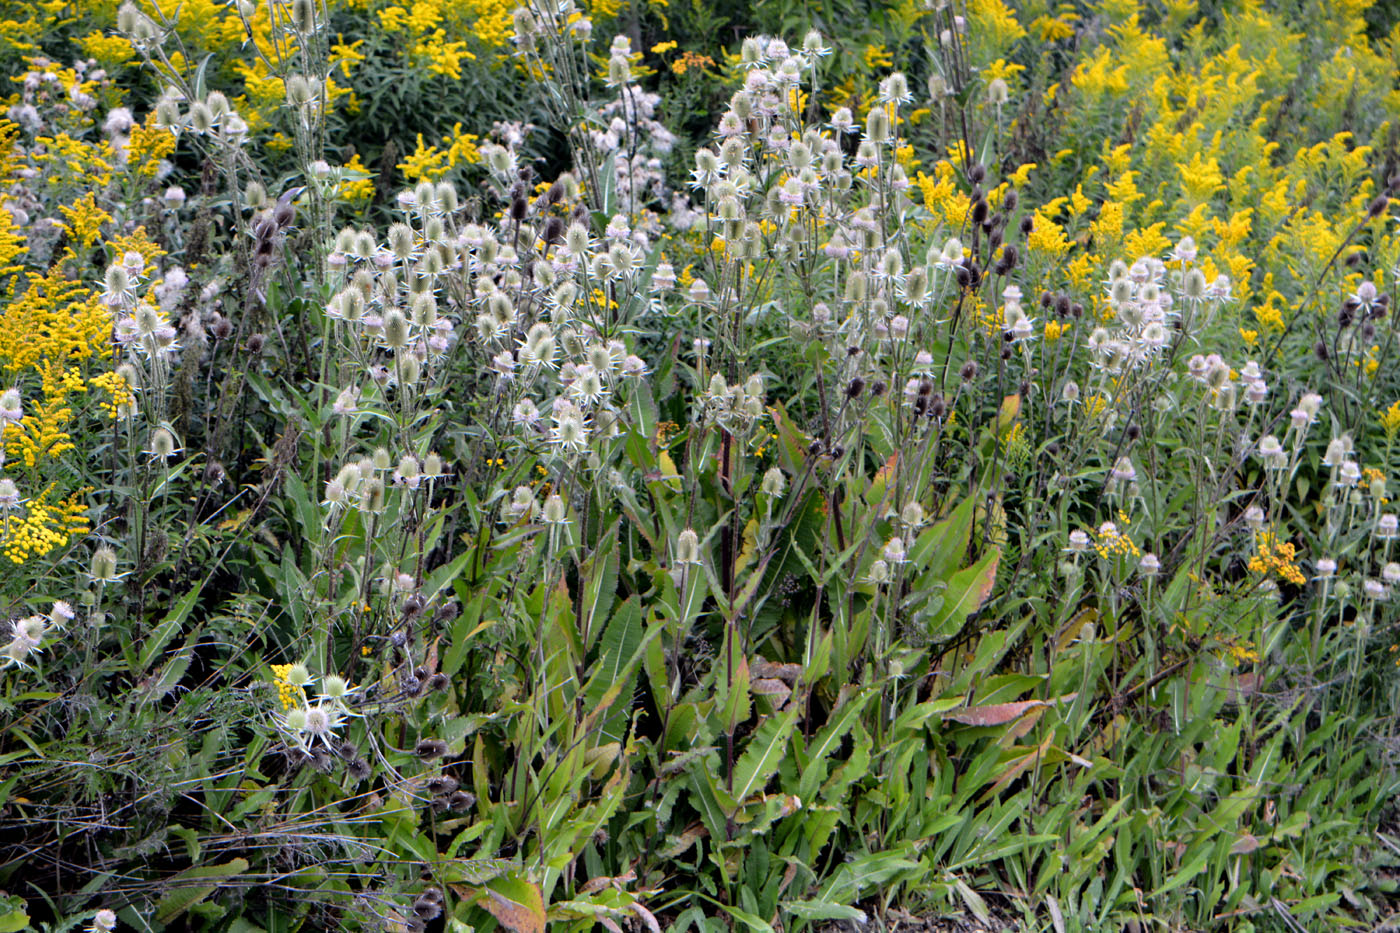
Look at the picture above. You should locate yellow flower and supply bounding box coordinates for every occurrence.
[397,123,480,182]
[1091,201,1124,243]
[1247,529,1305,586]
[125,115,177,178]
[413,29,475,79]
[984,58,1026,86]
[1030,15,1075,42]
[1122,223,1171,260]
[1382,402,1400,442]
[1,484,89,565]
[1093,521,1140,560]
[862,43,893,69]
[57,192,110,249]
[967,0,1026,47]
[90,370,135,420]
[1027,214,1071,258]
[1177,151,1224,204]
[270,663,307,711]
[339,153,375,202]
[78,31,135,67]
[1071,47,1129,98]
[671,51,714,76]
[329,36,367,79]
[0,257,111,373]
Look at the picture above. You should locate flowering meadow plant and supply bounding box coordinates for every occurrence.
[1,0,1400,931]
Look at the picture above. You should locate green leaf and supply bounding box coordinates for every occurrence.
[579,526,621,649]
[1151,850,1209,898]
[139,582,204,673]
[0,896,28,933]
[716,627,751,735]
[797,689,874,801]
[782,900,867,923]
[820,848,923,904]
[717,902,775,933]
[910,495,976,579]
[926,548,999,640]
[479,874,547,933]
[443,858,514,884]
[155,858,249,923]
[723,709,799,816]
[768,400,810,474]
[584,598,643,742]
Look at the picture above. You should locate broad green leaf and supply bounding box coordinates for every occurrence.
[723,709,799,816]
[584,598,643,742]
[155,858,249,923]
[480,874,547,933]
[443,858,514,884]
[797,689,875,801]
[910,494,976,579]
[139,582,204,673]
[927,548,1000,640]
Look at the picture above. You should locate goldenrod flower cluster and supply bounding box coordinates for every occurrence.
[1,485,90,565]
[270,664,307,711]
[1093,518,1141,561]
[1381,402,1400,443]
[90,371,136,420]
[397,124,481,182]
[1248,529,1306,587]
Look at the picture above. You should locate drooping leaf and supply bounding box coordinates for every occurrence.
[750,677,792,709]
[479,874,547,933]
[945,698,1058,727]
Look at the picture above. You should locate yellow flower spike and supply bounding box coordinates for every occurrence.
[57,192,111,248]
[1381,402,1400,442]
[126,115,176,179]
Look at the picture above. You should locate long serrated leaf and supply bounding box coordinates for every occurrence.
[580,526,621,648]
[139,582,204,672]
[725,709,799,816]
[154,858,248,923]
[927,548,999,639]
[798,690,875,801]
[583,599,643,742]
[911,494,976,579]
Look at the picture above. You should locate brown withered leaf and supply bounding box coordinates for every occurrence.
[579,870,637,895]
[751,677,793,709]
[1230,834,1262,855]
[481,884,546,933]
[631,903,662,933]
[944,694,1077,727]
[999,706,1046,745]
[658,824,708,858]
[945,700,1043,727]
[751,658,804,684]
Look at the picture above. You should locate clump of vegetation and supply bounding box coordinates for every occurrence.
[1,1,1399,931]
